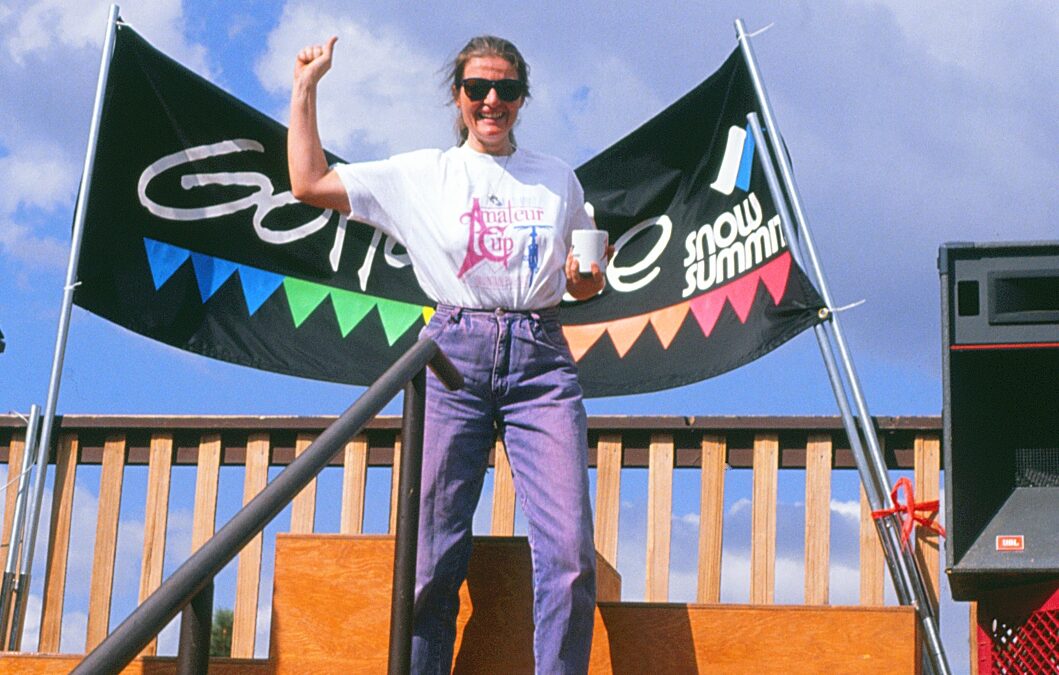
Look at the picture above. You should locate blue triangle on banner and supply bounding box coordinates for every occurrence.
[735,123,755,192]
[143,238,191,290]
[190,253,239,303]
[237,265,285,315]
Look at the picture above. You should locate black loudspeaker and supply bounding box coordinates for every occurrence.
[939,242,1059,600]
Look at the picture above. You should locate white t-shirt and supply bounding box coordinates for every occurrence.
[334,144,595,310]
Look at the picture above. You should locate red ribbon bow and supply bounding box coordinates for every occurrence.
[870,477,946,550]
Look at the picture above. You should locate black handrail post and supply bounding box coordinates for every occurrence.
[72,338,459,675]
[176,580,213,675]
[388,369,427,675]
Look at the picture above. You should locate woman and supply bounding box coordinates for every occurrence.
[288,35,605,674]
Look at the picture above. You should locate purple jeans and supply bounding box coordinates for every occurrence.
[411,305,596,674]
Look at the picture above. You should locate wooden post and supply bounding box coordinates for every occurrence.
[696,434,725,604]
[138,433,173,656]
[389,434,402,535]
[645,434,673,602]
[594,434,622,569]
[750,434,778,605]
[290,433,318,534]
[39,433,79,653]
[191,434,222,553]
[859,484,885,606]
[804,434,832,605]
[490,439,515,536]
[86,434,126,650]
[231,433,269,658]
[0,433,25,567]
[914,434,941,614]
[340,436,369,535]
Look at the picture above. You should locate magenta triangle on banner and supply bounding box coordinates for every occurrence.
[725,271,760,323]
[688,288,727,338]
[759,252,793,305]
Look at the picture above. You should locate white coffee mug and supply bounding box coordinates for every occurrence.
[571,230,608,275]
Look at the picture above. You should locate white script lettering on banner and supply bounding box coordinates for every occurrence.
[137,139,413,286]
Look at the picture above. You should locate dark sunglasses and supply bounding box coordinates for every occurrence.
[460,78,525,102]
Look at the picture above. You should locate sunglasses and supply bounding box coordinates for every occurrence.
[460,78,525,102]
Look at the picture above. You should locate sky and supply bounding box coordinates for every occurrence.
[0,0,1056,669]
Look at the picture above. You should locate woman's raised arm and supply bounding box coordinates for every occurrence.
[287,36,350,213]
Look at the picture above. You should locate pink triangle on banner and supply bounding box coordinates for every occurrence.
[759,252,792,304]
[649,302,689,349]
[605,314,652,358]
[563,324,608,361]
[689,288,727,338]
[725,270,760,323]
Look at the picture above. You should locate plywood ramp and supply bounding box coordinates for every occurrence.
[270,535,620,674]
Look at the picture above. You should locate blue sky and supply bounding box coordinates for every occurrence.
[0,0,1056,669]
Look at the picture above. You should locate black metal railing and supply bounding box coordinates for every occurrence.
[71,337,461,675]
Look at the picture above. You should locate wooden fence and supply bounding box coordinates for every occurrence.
[0,414,945,661]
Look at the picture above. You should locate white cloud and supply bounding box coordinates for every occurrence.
[2,0,209,75]
[254,3,451,157]
[727,497,751,516]
[0,0,213,276]
[59,609,88,653]
[830,498,860,522]
[858,0,1059,82]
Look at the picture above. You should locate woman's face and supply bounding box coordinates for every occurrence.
[455,55,523,155]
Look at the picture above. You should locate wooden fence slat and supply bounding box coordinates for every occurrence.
[340,436,368,535]
[0,431,26,568]
[85,434,126,650]
[859,484,885,606]
[594,434,622,568]
[39,433,79,653]
[232,433,269,659]
[138,433,173,656]
[389,435,402,535]
[804,433,832,606]
[645,433,673,602]
[491,439,515,536]
[750,433,778,605]
[191,434,221,552]
[290,433,318,534]
[914,433,941,614]
[697,434,726,603]
[969,601,979,675]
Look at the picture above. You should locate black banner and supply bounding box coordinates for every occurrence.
[74,24,824,397]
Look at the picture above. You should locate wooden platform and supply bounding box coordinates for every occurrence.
[0,534,920,673]
[271,534,920,674]
[0,654,269,673]
[270,534,621,673]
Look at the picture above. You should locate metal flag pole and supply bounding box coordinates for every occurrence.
[11,3,122,651]
[743,115,917,602]
[736,19,951,675]
[0,405,40,648]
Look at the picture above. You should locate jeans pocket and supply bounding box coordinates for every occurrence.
[532,319,572,354]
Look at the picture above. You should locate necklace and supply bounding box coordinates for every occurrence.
[486,150,514,206]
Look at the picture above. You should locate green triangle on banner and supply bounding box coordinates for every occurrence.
[374,297,426,346]
[330,288,376,337]
[283,277,331,328]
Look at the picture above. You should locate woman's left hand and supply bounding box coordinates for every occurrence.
[565,245,614,300]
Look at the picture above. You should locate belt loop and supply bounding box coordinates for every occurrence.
[452,307,463,323]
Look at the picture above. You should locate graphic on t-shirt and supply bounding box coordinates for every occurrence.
[513,224,553,286]
[457,197,547,281]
